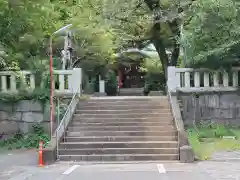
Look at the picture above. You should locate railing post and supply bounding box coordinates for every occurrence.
[20,71,27,88]
[204,72,210,87]
[10,74,17,92]
[167,66,177,92]
[176,73,181,88]
[213,72,219,87]
[59,74,65,91]
[184,72,190,88]
[223,71,229,87]
[194,72,200,87]
[233,71,238,87]
[1,75,7,92]
[30,74,35,90]
[72,68,82,95]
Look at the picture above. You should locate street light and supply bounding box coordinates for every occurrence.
[49,24,72,138]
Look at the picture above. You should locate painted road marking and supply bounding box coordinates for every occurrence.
[157,164,166,174]
[8,170,33,180]
[62,165,80,175]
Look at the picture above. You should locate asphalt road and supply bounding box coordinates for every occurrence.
[1,149,240,180]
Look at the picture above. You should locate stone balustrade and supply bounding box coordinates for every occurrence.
[167,66,240,93]
[0,68,82,95]
[167,66,240,126]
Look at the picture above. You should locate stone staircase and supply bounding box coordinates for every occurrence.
[58,96,179,162]
[119,88,143,96]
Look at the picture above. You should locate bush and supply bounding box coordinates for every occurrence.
[143,71,165,95]
[192,122,235,139]
[105,69,117,96]
[140,58,165,95]
[187,124,240,160]
[0,124,49,150]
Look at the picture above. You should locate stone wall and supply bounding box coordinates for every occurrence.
[0,100,53,135]
[179,92,240,126]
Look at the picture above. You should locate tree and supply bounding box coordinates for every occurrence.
[0,0,118,75]
[100,0,197,81]
[51,0,117,75]
[182,0,240,69]
[0,0,62,70]
[142,0,199,78]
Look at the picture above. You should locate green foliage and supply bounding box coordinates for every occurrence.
[54,0,118,75]
[3,0,237,89]
[182,0,240,68]
[0,124,49,150]
[190,122,235,139]
[105,69,117,95]
[187,124,240,160]
[0,0,196,84]
[140,58,162,73]
[0,0,120,83]
[0,89,49,104]
[141,58,165,94]
[0,70,52,104]
[144,72,165,91]
[0,0,60,70]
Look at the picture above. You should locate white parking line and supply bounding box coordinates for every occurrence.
[157,164,166,174]
[62,165,80,175]
[8,170,33,180]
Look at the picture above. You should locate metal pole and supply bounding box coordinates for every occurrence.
[49,36,54,138]
[48,24,72,138]
[56,127,58,159]
[57,98,60,126]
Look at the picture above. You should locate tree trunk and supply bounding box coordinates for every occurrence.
[169,19,181,66]
[152,37,168,81]
[144,0,182,82]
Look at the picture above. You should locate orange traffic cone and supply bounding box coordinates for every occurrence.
[38,140,43,167]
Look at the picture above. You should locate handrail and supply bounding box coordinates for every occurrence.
[168,90,185,129]
[167,89,182,160]
[56,88,80,158]
[167,88,196,162]
[56,90,79,133]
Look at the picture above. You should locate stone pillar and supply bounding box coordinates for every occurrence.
[99,80,105,94]
[180,145,195,163]
[94,76,106,96]
[72,68,82,95]
[167,66,177,92]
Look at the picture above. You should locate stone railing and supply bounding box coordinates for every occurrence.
[0,68,82,96]
[167,66,240,93]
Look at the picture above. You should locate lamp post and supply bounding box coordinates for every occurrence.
[49,24,72,137]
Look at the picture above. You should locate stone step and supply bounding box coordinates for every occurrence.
[79,98,169,105]
[87,96,168,101]
[59,141,178,149]
[118,92,144,96]
[72,117,173,123]
[67,125,175,132]
[67,130,177,137]
[57,160,179,164]
[73,113,172,118]
[64,136,177,142]
[119,88,144,94]
[75,109,171,114]
[78,102,170,107]
[58,148,179,155]
[70,121,174,126]
[77,105,170,110]
[58,154,179,161]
